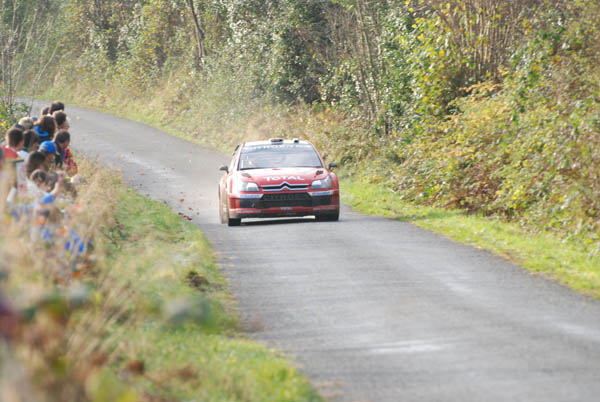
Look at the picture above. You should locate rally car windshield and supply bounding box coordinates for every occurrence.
[239,144,323,170]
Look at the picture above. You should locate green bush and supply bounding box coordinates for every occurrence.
[382,1,600,250]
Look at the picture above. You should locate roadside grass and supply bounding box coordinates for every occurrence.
[341,177,600,298]
[104,182,322,401]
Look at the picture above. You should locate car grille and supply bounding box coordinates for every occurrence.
[262,192,312,208]
[239,192,332,209]
[262,182,309,192]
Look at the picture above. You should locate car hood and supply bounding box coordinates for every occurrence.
[236,167,327,187]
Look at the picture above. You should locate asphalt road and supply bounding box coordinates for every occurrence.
[44,102,600,401]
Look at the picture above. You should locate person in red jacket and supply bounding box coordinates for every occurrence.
[2,127,24,160]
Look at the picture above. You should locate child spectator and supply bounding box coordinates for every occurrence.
[15,131,39,192]
[0,147,9,206]
[25,151,47,177]
[49,101,65,115]
[54,131,70,168]
[36,170,65,202]
[30,170,66,243]
[53,130,77,176]
[38,141,59,171]
[18,130,39,157]
[34,115,56,142]
[22,155,47,199]
[18,117,35,131]
[53,111,69,131]
[2,128,24,160]
[28,169,50,201]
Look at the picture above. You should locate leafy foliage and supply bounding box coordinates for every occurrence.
[381,1,600,250]
[0,0,62,121]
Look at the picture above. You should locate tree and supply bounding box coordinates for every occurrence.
[0,0,60,122]
[187,0,206,69]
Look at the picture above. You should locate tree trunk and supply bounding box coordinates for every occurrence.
[187,0,205,70]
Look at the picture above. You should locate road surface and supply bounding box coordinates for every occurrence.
[46,102,600,402]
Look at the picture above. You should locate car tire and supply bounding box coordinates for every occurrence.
[219,190,229,224]
[227,217,241,226]
[219,201,228,224]
[225,201,241,226]
[316,211,339,222]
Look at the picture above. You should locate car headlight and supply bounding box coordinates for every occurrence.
[238,181,259,192]
[311,175,332,189]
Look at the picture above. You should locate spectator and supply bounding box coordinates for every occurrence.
[0,147,10,206]
[28,169,50,201]
[14,130,39,192]
[34,115,57,142]
[54,131,70,167]
[18,130,39,158]
[41,106,50,116]
[18,117,35,131]
[30,171,66,243]
[53,111,69,131]
[53,131,77,176]
[22,154,47,199]
[35,170,65,201]
[2,128,24,160]
[25,152,47,177]
[0,147,5,174]
[49,101,65,115]
[38,141,59,171]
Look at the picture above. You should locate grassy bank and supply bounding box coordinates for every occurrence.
[104,184,321,401]
[0,160,321,401]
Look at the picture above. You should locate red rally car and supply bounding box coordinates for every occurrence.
[219,138,340,226]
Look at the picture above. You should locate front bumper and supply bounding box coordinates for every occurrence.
[228,190,339,219]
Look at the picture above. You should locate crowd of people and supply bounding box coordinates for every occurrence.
[1,101,88,273]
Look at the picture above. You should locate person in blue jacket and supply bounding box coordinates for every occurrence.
[38,141,60,170]
[33,115,56,142]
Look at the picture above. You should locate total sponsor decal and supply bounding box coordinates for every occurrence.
[265,176,304,182]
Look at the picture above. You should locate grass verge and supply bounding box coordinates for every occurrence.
[106,184,321,401]
[341,177,600,298]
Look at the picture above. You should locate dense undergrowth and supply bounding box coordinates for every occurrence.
[0,160,320,401]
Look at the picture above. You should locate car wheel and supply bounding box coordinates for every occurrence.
[219,191,229,224]
[327,211,340,221]
[224,200,241,226]
[316,211,339,222]
[227,217,241,226]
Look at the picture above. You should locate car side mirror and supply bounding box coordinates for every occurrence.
[328,162,338,170]
[219,165,229,173]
